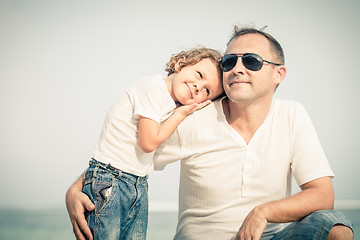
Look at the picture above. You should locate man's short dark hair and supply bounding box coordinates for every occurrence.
[227,25,285,65]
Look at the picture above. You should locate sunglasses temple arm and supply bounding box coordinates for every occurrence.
[263,60,282,66]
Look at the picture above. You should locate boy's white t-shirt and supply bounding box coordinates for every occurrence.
[91,75,175,176]
[154,98,334,239]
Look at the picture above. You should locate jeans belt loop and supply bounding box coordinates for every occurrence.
[93,165,98,178]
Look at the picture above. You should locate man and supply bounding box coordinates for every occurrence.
[66,26,353,239]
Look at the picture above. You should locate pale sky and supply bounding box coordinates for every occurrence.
[0,0,359,210]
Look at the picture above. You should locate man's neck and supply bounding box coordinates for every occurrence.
[222,97,273,144]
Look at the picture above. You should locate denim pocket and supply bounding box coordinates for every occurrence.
[92,180,113,214]
[83,170,93,186]
[83,167,115,215]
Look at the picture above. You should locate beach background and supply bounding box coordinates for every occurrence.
[1,0,360,239]
[0,207,359,240]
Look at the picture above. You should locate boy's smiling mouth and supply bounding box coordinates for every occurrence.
[185,83,193,99]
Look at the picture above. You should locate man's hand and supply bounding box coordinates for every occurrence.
[175,100,211,117]
[65,182,95,240]
[235,177,334,240]
[235,207,268,240]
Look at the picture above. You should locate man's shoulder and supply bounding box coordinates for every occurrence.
[273,98,306,112]
[180,98,223,126]
[273,98,302,106]
[193,98,223,117]
[271,99,309,125]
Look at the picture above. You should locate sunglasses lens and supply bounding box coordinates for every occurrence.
[221,54,265,72]
[242,54,263,71]
[221,54,238,72]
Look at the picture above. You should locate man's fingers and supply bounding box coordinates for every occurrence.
[70,192,94,240]
[83,197,95,212]
[79,191,94,212]
[86,203,95,211]
[77,216,93,240]
[77,195,94,240]
[72,220,87,240]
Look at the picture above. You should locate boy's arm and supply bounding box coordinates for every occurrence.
[138,100,211,153]
[65,171,95,240]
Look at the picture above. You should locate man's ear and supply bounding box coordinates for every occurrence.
[274,65,287,85]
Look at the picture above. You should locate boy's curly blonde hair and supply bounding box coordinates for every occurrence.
[165,47,222,76]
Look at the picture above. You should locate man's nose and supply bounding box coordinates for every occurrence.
[232,57,246,74]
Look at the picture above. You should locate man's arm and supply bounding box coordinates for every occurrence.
[235,176,334,240]
[65,171,95,240]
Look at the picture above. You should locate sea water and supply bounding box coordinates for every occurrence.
[0,208,177,240]
[0,208,358,240]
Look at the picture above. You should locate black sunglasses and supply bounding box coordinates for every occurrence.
[220,53,282,72]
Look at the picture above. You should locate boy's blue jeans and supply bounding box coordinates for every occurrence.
[82,159,148,240]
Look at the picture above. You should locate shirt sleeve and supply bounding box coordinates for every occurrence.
[290,102,334,186]
[153,128,181,170]
[129,78,168,123]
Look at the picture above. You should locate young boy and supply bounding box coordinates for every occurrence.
[82,47,224,239]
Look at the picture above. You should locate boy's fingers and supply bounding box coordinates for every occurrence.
[196,100,211,110]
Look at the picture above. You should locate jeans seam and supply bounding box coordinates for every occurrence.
[129,179,139,212]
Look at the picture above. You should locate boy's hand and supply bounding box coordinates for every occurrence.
[175,100,211,117]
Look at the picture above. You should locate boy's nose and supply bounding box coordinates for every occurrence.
[194,84,199,93]
[194,83,204,94]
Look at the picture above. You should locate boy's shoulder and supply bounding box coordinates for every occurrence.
[126,74,167,95]
[129,74,164,89]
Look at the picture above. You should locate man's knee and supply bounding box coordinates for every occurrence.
[327,224,353,240]
[300,210,353,239]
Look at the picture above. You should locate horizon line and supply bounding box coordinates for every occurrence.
[0,199,359,212]
[149,199,360,212]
